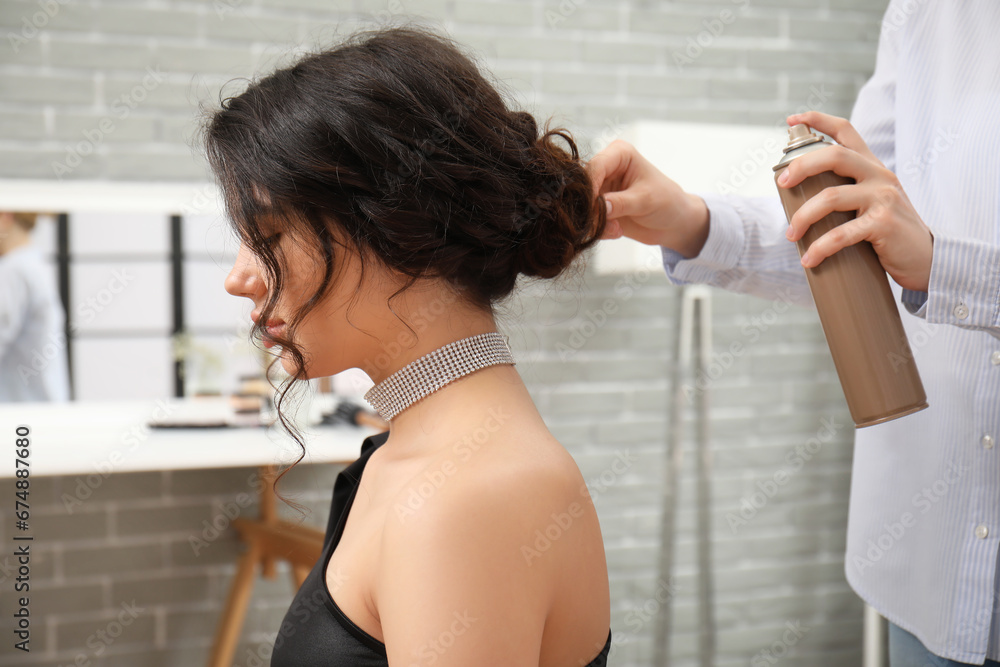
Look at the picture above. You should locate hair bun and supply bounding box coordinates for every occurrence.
[511,127,606,280]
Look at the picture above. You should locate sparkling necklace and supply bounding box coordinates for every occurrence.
[363,332,515,421]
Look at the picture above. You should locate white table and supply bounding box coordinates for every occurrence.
[0,397,379,478]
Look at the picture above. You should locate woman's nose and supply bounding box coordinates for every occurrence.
[224,244,265,300]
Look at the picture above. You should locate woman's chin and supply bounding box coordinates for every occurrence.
[277,353,337,381]
[275,352,303,378]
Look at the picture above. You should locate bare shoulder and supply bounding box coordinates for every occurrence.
[373,426,597,663]
[386,423,591,545]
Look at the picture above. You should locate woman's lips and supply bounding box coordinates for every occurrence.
[250,312,286,348]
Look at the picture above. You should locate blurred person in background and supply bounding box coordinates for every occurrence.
[589,0,1000,665]
[0,211,70,402]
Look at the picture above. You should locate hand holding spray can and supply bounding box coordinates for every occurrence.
[773,124,928,427]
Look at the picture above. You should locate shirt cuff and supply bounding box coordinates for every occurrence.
[900,288,929,318]
[660,193,746,285]
[922,233,1000,330]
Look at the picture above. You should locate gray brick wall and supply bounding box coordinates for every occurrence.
[0,0,887,179]
[0,0,891,665]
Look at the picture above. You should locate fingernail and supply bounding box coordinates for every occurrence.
[785,227,794,240]
[800,252,812,267]
[778,170,789,186]
[606,199,613,215]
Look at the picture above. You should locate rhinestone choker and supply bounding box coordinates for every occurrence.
[363,332,515,421]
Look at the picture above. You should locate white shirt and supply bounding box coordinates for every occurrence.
[661,0,1000,661]
[0,244,70,402]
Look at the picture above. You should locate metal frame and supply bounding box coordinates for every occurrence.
[654,284,716,666]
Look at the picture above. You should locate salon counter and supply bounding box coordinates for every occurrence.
[0,397,379,478]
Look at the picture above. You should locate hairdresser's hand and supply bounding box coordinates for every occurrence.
[587,140,711,258]
[781,111,934,292]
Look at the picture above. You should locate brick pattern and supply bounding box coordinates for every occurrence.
[0,0,888,664]
[0,0,887,180]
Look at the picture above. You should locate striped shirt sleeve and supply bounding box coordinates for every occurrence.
[661,193,815,307]
[901,233,1000,339]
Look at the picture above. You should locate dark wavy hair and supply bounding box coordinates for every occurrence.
[204,27,606,513]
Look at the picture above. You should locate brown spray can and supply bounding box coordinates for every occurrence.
[773,124,928,427]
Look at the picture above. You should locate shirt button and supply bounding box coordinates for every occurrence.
[984,435,996,450]
[992,351,1000,366]
[976,525,989,539]
[954,303,970,320]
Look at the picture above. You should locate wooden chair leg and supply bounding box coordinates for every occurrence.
[207,539,263,667]
[206,464,328,667]
[259,465,278,579]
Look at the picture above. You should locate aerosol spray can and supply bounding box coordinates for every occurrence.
[773,124,928,428]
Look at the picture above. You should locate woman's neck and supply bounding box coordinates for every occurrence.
[378,358,538,460]
[356,281,541,456]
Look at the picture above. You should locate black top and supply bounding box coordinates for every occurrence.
[270,430,613,666]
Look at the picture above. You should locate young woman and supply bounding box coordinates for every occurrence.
[212,28,612,666]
